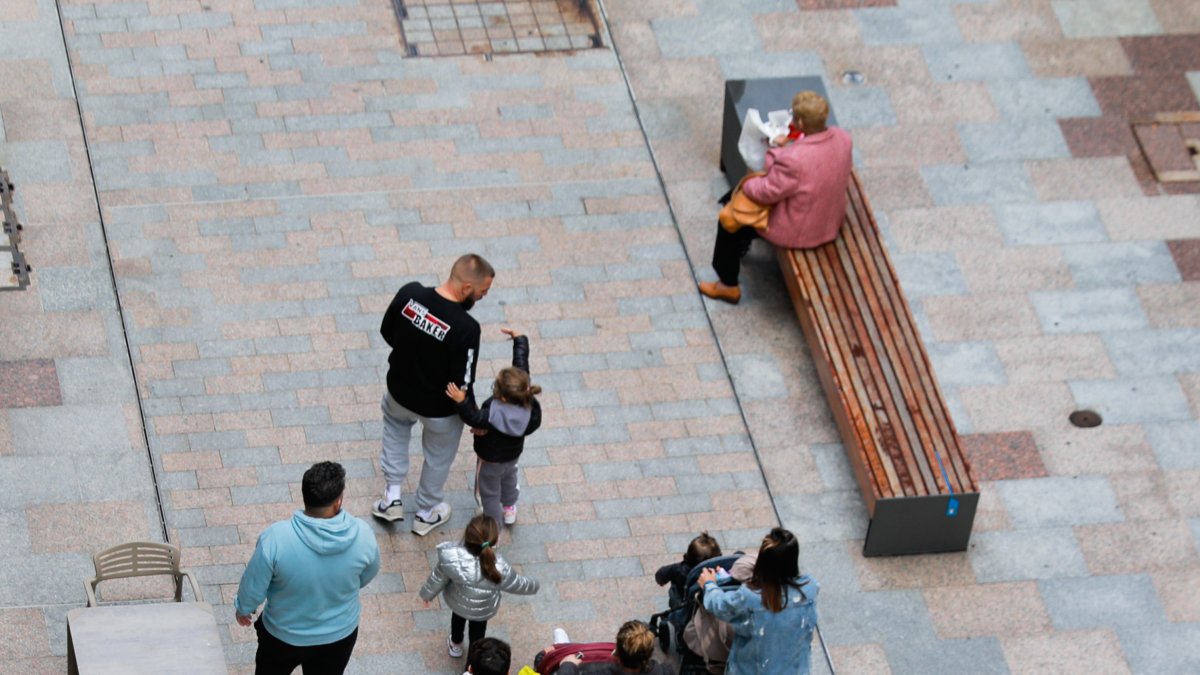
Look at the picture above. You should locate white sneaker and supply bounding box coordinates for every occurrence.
[502,505,517,525]
[552,627,570,645]
[412,502,451,536]
[371,498,404,522]
[447,637,463,658]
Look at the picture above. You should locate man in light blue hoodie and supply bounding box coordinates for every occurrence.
[235,461,380,674]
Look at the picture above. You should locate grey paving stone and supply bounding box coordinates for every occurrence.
[1063,241,1181,288]
[855,6,963,45]
[922,163,1036,206]
[1070,377,1193,424]
[1144,421,1200,470]
[1104,329,1200,376]
[808,443,857,492]
[186,431,247,451]
[776,490,868,543]
[927,341,1006,386]
[0,140,72,183]
[177,526,241,547]
[652,15,761,58]
[994,200,1108,245]
[1030,288,1148,333]
[968,527,1089,582]
[888,636,1009,675]
[819,588,935,646]
[958,119,1071,162]
[725,353,788,401]
[55,357,136,404]
[893,252,968,297]
[1040,574,1166,629]
[8,405,132,455]
[988,77,1101,118]
[997,476,1122,528]
[717,51,824,80]
[76,452,157,501]
[0,509,31,556]
[0,552,95,605]
[593,494,712,519]
[1118,621,1200,675]
[826,85,897,128]
[925,43,1030,82]
[538,318,596,338]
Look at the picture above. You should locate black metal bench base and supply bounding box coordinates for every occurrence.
[863,493,980,557]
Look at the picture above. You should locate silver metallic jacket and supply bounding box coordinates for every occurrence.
[419,541,539,621]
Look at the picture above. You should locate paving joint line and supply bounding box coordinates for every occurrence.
[51,0,170,545]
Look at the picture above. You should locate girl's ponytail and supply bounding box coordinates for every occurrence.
[464,514,502,584]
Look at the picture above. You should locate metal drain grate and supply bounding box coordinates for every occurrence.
[394,0,603,57]
[1132,112,1200,184]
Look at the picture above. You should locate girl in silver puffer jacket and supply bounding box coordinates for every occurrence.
[420,514,540,658]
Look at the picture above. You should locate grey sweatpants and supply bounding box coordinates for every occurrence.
[380,392,465,512]
[475,456,519,527]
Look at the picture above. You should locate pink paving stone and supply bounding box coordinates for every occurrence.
[755,10,861,54]
[1166,239,1200,280]
[25,501,153,554]
[1076,519,1200,575]
[0,359,61,408]
[954,0,1062,42]
[1027,157,1145,200]
[959,431,1047,481]
[1152,568,1200,622]
[0,608,52,659]
[925,581,1052,639]
[993,334,1117,383]
[1021,38,1133,78]
[1001,629,1131,675]
[923,293,1042,342]
[1110,471,1181,521]
[1032,422,1161,475]
[956,247,1073,293]
[828,644,891,674]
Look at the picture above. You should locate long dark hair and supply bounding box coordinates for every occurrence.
[464,515,502,584]
[747,527,803,613]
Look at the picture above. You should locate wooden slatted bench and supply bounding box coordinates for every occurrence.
[777,171,980,556]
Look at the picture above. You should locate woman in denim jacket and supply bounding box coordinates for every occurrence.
[698,528,818,675]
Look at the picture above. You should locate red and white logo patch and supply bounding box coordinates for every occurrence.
[401,299,450,341]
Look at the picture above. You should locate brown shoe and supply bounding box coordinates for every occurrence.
[699,281,741,304]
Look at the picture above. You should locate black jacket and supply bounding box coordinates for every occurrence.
[454,335,541,463]
[381,282,481,418]
[554,661,673,675]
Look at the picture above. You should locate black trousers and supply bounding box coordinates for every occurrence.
[711,221,761,287]
[254,617,358,675]
[450,612,488,647]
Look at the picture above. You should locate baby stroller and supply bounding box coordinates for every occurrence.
[647,553,743,675]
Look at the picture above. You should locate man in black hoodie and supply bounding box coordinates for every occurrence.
[374,254,495,536]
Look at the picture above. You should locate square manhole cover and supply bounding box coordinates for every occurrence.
[1132,112,1200,184]
[395,0,603,57]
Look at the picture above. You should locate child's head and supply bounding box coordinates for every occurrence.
[464,514,502,584]
[683,531,722,568]
[614,620,656,670]
[466,637,511,675]
[492,367,541,406]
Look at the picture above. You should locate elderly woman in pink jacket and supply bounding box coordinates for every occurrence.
[700,91,853,305]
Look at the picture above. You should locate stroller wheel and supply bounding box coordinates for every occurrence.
[648,613,671,653]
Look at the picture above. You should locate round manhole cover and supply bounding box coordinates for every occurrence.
[1069,410,1102,428]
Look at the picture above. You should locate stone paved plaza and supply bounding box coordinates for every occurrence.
[2,0,1199,672]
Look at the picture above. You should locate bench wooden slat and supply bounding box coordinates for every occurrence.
[838,186,950,495]
[814,241,930,496]
[843,174,976,493]
[784,248,897,504]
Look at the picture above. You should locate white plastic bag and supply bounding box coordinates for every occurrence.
[736,108,793,172]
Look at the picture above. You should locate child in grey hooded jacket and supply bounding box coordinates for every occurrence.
[420,514,539,658]
[446,328,542,528]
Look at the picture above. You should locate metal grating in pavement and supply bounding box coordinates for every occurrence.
[395,0,603,57]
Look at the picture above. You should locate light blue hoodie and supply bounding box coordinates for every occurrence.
[235,509,380,646]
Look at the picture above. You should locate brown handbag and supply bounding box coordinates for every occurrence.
[718,172,770,233]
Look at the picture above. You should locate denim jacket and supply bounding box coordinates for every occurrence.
[702,575,819,675]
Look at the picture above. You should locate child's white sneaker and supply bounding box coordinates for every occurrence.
[447,637,464,658]
[502,505,517,525]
